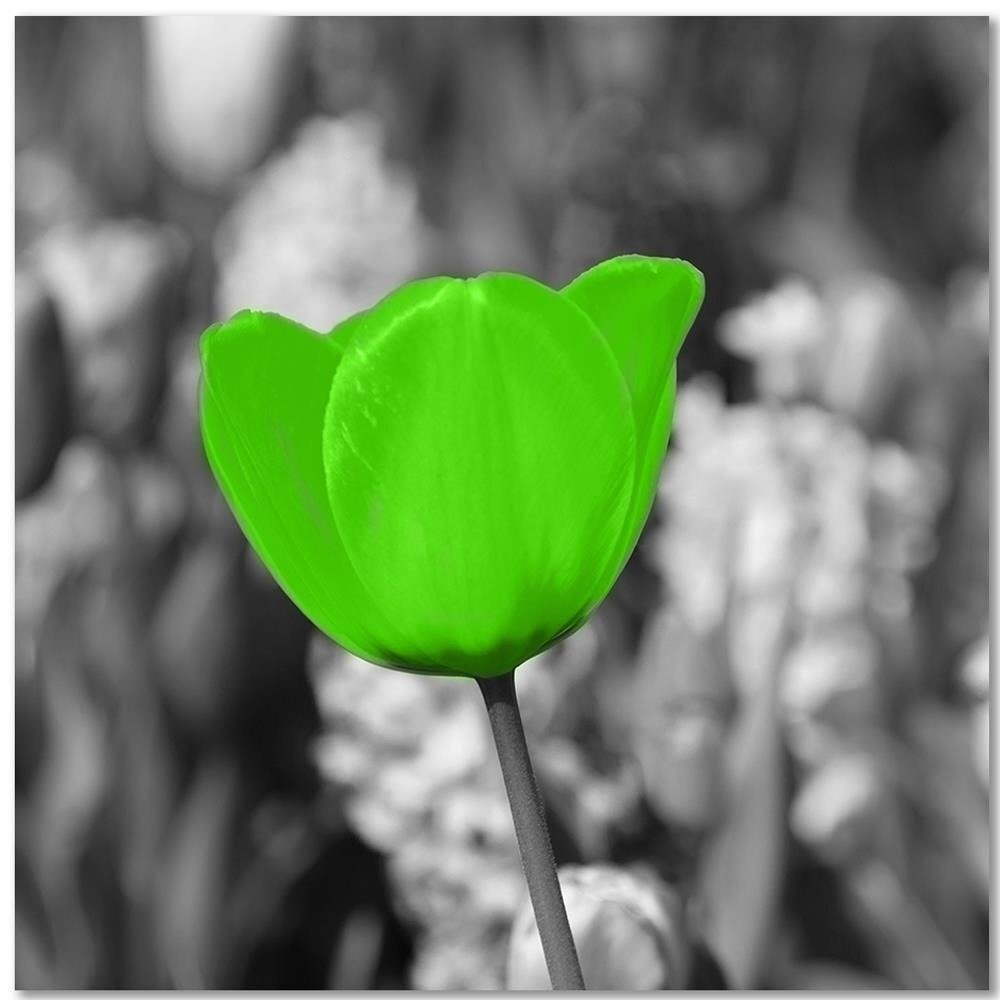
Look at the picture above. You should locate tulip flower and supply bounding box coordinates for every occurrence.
[200,253,703,988]
[144,16,300,191]
[200,254,701,676]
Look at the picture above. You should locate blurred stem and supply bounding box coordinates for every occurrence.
[477,671,585,990]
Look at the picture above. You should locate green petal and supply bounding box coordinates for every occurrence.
[322,273,636,678]
[200,309,418,666]
[562,255,703,603]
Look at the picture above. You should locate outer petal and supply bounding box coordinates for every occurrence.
[200,309,419,666]
[562,255,703,604]
[322,274,637,677]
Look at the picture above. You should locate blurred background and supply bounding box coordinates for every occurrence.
[14,15,990,990]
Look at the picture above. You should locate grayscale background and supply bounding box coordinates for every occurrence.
[15,15,990,990]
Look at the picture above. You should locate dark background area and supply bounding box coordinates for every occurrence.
[15,15,989,989]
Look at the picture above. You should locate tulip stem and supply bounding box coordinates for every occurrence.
[477,671,585,990]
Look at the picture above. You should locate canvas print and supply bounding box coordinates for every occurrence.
[14,15,989,990]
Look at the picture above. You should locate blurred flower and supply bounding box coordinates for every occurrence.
[411,924,508,991]
[867,443,947,576]
[652,377,749,631]
[790,752,888,866]
[781,624,882,766]
[718,279,827,401]
[733,481,800,594]
[632,610,733,831]
[16,440,127,655]
[655,390,800,691]
[35,220,188,447]
[309,638,495,853]
[719,271,936,437]
[143,16,300,191]
[216,114,427,331]
[506,864,690,990]
[389,824,523,931]
[309,636,524,978]
[657,381,944,703]
[958,635,989,701]
[201,257,702,678]
[311,623,649,977]
[820,273,930,432]
[15,270,70,500]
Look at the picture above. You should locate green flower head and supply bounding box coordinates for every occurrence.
[200,254,703,679]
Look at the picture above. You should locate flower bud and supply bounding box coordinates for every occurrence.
[506,864,690,990]
[36,220,186,447]
[143,16,299,190]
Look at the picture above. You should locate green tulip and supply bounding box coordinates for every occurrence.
[201,253,702,989]
[199,254,703,680]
